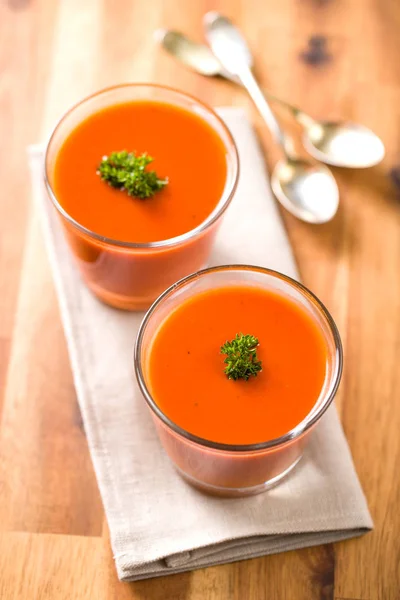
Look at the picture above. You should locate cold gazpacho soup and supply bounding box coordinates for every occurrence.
[136,267,341,496]
[45,85,238,309]
[147,286,327,445]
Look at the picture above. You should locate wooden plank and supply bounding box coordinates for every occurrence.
[0,214,103,535]
[0,0,55,410]
[0,532,103,600]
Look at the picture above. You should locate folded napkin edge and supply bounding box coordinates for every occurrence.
[116,527,372,580]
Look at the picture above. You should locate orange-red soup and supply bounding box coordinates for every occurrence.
[53,100,227,243]
[147,285,328,445]
[49,98,231,310]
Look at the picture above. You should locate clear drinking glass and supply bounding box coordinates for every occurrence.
[135,265,343,497]
[44,84,239,310]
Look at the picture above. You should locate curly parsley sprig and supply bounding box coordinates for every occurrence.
[221,333,262,381]
[97,151,168,199]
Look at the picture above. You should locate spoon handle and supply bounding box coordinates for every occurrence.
[217,64,315,128]
[258,89,315,128]
[237,66,298,159]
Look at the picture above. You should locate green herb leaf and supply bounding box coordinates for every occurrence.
[221,333,262,381]
[98,151,168,199]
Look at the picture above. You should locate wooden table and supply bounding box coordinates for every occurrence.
[1,0,399,598]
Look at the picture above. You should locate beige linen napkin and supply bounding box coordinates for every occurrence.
[28,108,372,581]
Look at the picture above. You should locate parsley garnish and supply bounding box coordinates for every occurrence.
[98,151,168,199]
[221,333,262,381]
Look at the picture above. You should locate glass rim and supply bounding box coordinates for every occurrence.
[134,264,343,453]
[43,82,240,249]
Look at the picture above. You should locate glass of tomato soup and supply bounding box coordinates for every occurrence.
[135,265,343,497]
[45,84,239,310]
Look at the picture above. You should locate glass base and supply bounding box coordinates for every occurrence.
[86,280,155,311]
[175,455,303,498]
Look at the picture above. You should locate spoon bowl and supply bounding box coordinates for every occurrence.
[271,160,339,224]
[303,121,385,168]
[155,29,228,77]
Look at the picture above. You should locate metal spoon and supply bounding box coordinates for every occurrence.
[201,13,339,224]
[157,28,385,169]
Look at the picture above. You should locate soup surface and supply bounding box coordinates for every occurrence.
[53,100,228,243]
[147,285,328,445]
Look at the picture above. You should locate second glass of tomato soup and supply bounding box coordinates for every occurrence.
[45,84,239,310]
[135,266,343,497]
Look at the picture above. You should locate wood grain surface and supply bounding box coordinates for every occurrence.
[1,0,399,598]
